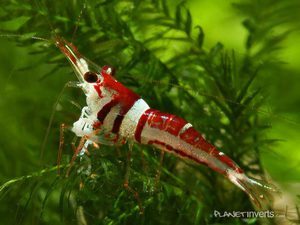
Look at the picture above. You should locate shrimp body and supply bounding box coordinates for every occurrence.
[77,66,243,175]
[55,37,277,208]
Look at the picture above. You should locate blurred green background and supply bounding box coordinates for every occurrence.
[191,0,300,189]
[0,0,299,224]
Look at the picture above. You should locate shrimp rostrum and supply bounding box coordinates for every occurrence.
[55,37,278,208]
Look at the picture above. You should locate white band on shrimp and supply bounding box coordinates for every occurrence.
[119,99,150,139]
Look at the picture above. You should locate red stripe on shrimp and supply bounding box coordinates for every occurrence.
[111,99,139,134]
[112,114,124,134]
[93,85,103,98]
[179,127,243,173]
[98,69,141,134]
[134,109,154,143]
[101,68,140,112]
[146,111,187,136]
[97,100,118,123]
[148,140,193,159]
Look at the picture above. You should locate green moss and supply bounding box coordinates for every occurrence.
[0,0,299,224]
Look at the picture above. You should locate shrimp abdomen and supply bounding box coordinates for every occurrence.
[134,109,243,175]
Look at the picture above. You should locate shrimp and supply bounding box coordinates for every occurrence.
[55,36,278,209]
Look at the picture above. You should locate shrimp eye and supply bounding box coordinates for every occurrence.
[84,71,98,83]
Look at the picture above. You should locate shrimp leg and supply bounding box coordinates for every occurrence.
[123,141,144,214]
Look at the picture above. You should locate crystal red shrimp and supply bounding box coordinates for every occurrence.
[55,36,277,208]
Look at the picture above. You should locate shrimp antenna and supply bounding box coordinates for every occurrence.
[72,0,87,43]
[0,34,51,43]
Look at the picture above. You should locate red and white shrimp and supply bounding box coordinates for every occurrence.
[55,36,277,208]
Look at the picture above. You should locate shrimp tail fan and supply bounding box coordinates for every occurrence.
[227,170,280,209]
